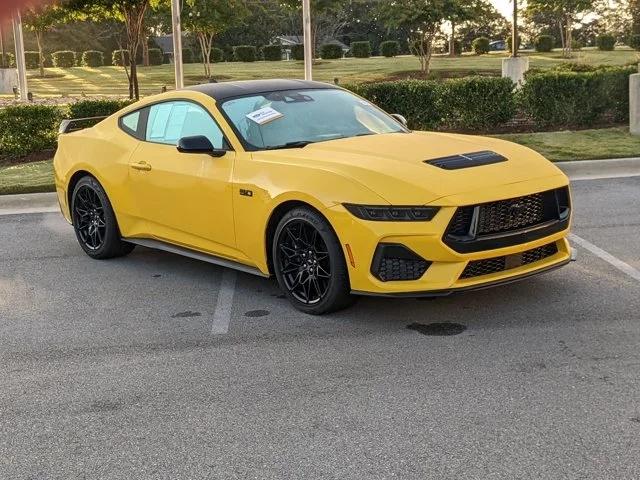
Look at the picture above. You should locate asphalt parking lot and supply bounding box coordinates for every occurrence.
[1,175,639,479]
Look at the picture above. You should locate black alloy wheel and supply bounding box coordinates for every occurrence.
[273,207,353,315]
[71,176,134,259]
[73,184,106,251]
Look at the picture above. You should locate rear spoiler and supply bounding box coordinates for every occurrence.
[58,116,108,134]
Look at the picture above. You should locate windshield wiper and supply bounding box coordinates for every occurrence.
[265,140,315,150]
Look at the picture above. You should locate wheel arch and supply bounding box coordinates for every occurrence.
[264,199,344,277]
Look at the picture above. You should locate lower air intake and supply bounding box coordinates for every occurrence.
[460,242,558,280]
[371,244,430,282]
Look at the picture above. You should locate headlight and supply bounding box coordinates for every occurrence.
[343,204,440,221]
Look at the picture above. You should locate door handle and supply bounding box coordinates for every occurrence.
[131,161,152,171]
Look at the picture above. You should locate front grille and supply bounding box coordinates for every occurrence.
[476,193,544,235]
[460,242,558,279]
[444,187,571,253]
[371,244,430,282]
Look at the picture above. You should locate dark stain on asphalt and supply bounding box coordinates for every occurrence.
[244,310,270,318]
[89,399,124,413]
[630,417,640,424]
[407,322,467,336]
[271,293,286,299]
[171,311,202,318]
[152,274,162,278]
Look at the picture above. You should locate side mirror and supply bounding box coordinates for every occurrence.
[391,114,408,127]
[177,135,226,157]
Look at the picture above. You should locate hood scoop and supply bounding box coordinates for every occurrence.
[425,151,507,170]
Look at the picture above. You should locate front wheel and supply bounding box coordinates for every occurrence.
[71,176,134,259]
[273,207,354,315]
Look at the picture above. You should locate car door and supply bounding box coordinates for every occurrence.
[126,100,237,256]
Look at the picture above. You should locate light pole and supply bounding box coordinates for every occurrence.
[302,0,312,80]
[171,0,184,89]
[512,0,518,57]
[12,9,27,101]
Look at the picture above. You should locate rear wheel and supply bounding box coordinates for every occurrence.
[273,207,354,315]
[71,176,134,259]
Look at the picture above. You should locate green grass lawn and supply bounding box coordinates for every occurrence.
[495,127,640,161]
[0,160,55,195]
[1,127,637,195]
[3,48,637,98]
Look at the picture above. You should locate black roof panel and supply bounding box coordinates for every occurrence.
[186,79,337,101]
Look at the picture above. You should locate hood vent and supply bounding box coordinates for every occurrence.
[426,151,507,170]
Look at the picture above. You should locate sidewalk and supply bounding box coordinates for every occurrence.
[1,158,639,215]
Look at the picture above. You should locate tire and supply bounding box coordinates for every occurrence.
[71,176,134,260]
[273,207,354,315]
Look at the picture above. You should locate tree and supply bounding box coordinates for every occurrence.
[457,4,509,50]
[445,0,494,56]
[66,0,150,99]
[526,0,596,57]
[380,0,459,75]
[182,0,247,79]
[281,0,344,58]
[22,3,66,77]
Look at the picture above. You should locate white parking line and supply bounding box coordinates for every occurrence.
[570,233,640,283]
[210,269,238,334]
[0,207,60,216]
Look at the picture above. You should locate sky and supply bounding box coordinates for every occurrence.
[491,0,514,18]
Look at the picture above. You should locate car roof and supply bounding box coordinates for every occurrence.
[185,79,338,101]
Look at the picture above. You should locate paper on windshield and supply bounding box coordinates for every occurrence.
[246,107,284,125]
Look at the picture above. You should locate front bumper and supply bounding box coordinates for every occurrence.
[327,175,572,296]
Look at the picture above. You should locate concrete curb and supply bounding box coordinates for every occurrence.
[1,158,639,214]
[556,158,640,181]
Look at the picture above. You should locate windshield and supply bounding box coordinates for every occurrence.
[220,88,407,150]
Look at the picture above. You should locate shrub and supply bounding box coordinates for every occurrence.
[347,80,441,130]
[519,66,634,127]
[233,45,257,62]
[571,39,582,51]
[263,44,283,61]
[320,43,343,59]
[380,40,399,58]
[437,77,516,130]
[223,45,235,62]
[351,41,371,58]
[472,37,490,55]
[628,34,640,51]
[51,51,75,68]
[290,44,305,61]
[148,48,163,66]
[112,49,130,66]
[68,99,134,119]
[0,105,63,159]
[24,51,40,69]
[0,52,15,68]
[535,35,554,52]
[182,48,195,63]
[81,50,104,67]
[596,34,615,51]
[211,47,224,63]
[163,52,172,64]
[450,39,462,55]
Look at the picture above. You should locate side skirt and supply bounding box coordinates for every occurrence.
[123,237,269,278]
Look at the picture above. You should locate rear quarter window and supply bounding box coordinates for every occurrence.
[119,109,145,139]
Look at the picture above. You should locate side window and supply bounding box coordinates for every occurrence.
[145,101,226,149]
[120,110,141,138]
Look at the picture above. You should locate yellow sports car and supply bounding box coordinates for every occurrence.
[54,79,572,314]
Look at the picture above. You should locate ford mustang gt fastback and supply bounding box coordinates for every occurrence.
[54,79,572,314]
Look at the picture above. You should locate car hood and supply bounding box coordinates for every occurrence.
[255,131,566,205]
